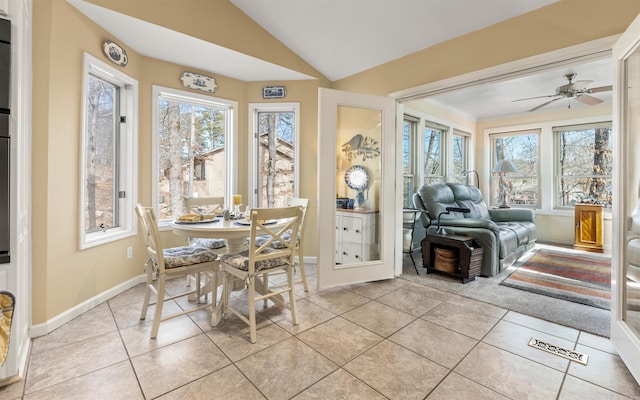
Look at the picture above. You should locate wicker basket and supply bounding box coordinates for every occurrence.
[434,248,458,273]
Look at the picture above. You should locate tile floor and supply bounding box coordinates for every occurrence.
[2,263,640,399]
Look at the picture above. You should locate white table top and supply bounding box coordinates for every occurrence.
[170,218,286,239]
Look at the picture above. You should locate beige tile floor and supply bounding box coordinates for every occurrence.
[2,262,640,399]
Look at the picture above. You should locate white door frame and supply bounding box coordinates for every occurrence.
[317,88,396,289]
[611,12,640,383]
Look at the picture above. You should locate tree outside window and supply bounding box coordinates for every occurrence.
[555,122,613,209]
[85,74,118,233]
[424,123,444,184]
[256,110,295,208]
[157,94,228,221]
[81,53,137,249]
[490,131,539,207]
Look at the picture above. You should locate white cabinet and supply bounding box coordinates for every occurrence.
[335,210,378,264]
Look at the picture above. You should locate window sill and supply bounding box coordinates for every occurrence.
[80,228,136,250]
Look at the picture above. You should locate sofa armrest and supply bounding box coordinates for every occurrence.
[489,208,535,223]
[439,218,499,231]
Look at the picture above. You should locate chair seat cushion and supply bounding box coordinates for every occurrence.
[254,232,294,249]
[220,248,289,272]
[159,246,218,268]
[191,238,226,250]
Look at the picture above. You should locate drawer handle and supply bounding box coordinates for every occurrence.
[355,255,360,259]
[355,229,360,233]
[343,252,347,255]
[343,227,348,231]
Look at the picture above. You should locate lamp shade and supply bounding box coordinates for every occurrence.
[493,159,518,173]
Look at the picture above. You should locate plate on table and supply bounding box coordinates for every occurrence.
[174,217,220,224]
[233,219,276,226]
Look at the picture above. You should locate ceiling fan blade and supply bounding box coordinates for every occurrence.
[528,97,563,112]
[512,94,559,102]
[576,94,603,106]
[589,85,613,93]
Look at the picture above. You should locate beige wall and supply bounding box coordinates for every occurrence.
[33,0,640,326]
[32,0,321,324]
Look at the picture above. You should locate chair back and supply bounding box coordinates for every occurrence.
[285,197,309,239]
[248,206,303,274]
[184,196,225,215]
[135,204,165,273]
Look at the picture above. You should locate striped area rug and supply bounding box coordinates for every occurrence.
[500,249,611,310]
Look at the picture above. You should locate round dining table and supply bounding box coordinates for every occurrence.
[170,216,288,325]
[170,217,270,252]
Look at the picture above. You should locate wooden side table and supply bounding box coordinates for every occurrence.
[421,233,483,283]
[574,203,604,253]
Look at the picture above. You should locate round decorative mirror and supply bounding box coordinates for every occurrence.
[345,165,369,191]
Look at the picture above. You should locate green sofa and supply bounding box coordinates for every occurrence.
[412,182,536,277]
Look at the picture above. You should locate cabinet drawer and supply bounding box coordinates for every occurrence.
[341,216,363,243]
[340,242,363,264]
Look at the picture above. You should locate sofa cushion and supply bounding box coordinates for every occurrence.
[417,183,490,221]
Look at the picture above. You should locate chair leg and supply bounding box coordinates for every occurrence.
[140,262,153,320]
[247,275,257,344]
[262,272,269,307]
[409,251,420,275]
[288,266,298,326]
[221,270,229,320]
[150,275,166,339]
[297,247,309,292]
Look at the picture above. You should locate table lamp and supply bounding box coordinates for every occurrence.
[493,159,518,208]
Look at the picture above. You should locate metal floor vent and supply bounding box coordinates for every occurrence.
[528,338,589,365]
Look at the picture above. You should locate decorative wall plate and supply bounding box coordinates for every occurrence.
[102,40,128,67]
[345,165,369,191]
[181,71,218,93]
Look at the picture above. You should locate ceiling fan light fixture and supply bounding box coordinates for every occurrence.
[514,73,612,112]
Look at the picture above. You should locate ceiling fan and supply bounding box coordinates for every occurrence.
[513,73,612,112]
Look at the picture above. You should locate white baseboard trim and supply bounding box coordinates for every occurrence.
[302,256,317,264]
[30,256,318,338]
[30,274,147,338]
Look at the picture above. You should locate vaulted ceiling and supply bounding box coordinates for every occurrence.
[72,0,615,120]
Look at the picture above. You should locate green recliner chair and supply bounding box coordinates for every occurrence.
[412,182,536,277]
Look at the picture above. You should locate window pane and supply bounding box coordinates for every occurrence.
[402,118,415,207]
[402,121,410,174]
[556,125,613,208]
[491,132,539,207]
[157,99,226,220]
[257,111,294,208]
[85,74,118,233]
[424,127,442,181]
[453,133,468,183]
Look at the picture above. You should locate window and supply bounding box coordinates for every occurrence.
[423,121,446,184]
[249,103,299,208]
[490,130,539,207]
[453,129,470,184]
[402,116,418,207]
[80,53,138,249]
[554,122,613,209]
[153,86,237,223]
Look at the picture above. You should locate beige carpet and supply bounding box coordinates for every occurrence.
[401,246,611,337]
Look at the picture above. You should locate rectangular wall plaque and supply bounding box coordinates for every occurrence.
[262,86,286,99]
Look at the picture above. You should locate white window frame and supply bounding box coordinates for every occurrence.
[402,115,419,207]
[248,102,300,207]
[489,129,540,209]
[152,85,238,226]
[423,120,448,184]
[453,129,471,184]
[553,121,613,210]
[79,53,138,249]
